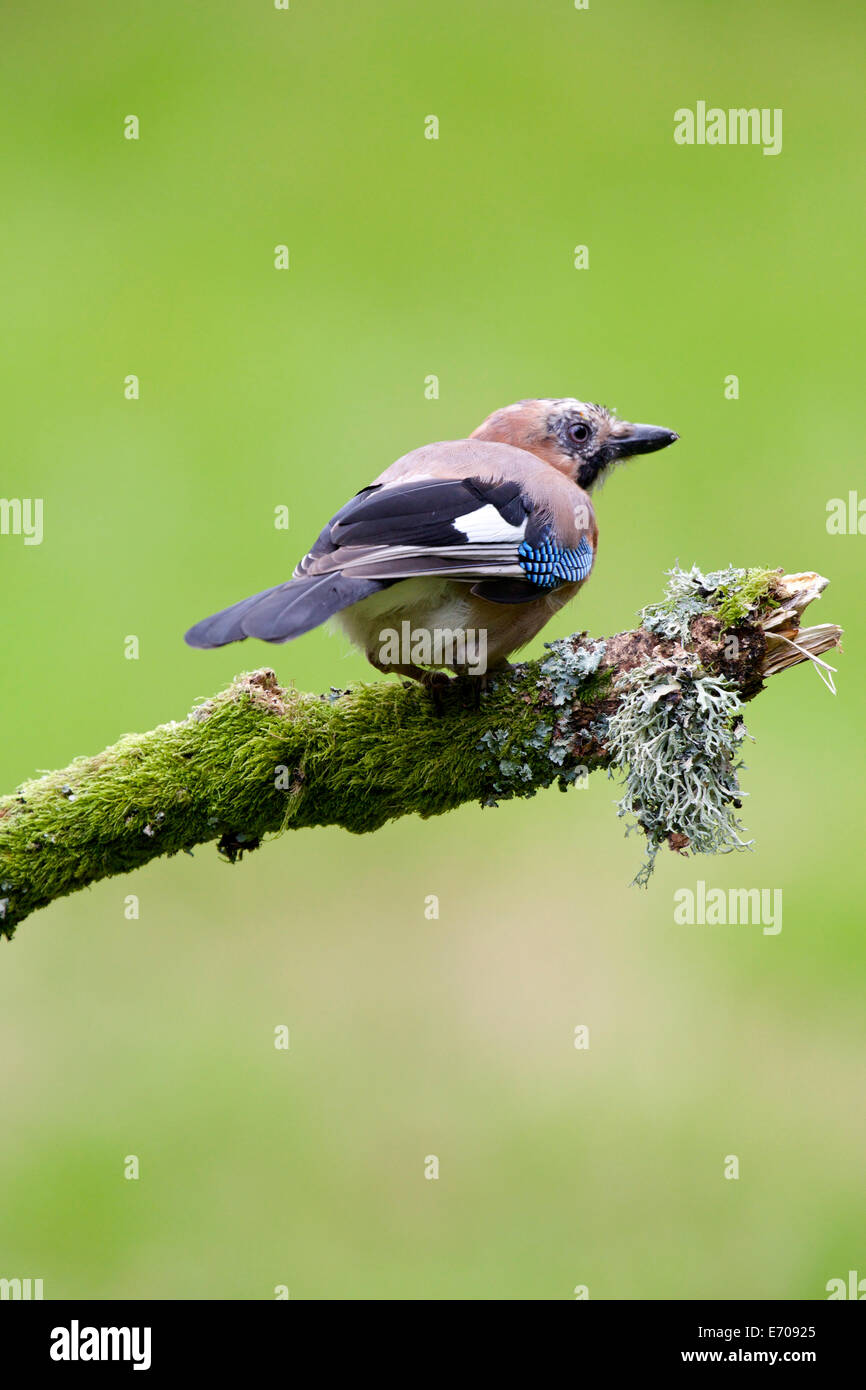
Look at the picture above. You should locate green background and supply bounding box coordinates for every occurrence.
[1,0,863,1299]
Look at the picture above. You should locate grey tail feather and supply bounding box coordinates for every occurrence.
[184,573,383,649]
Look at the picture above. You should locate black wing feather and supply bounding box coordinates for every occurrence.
[186,473,583,650]
[329,478,529,549]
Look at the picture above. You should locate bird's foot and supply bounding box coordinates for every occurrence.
[420,669,455,715]
[393,667,502,715]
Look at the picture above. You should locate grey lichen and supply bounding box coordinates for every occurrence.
[477,722,550,803]
[540,637,608,706]
[542,636,608,778]
[606,654,752,886]
[641,564,778,642]
[476,638,609,802]
[540,637,611,780]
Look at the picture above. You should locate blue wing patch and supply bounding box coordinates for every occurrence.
[517,533,593,590]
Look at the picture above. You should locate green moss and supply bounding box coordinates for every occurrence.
[714,568,779,628]
[641,565,779,641]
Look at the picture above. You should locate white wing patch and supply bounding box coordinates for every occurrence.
[452,503,527,544]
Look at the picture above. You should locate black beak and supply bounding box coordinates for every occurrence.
[608,422,679,460]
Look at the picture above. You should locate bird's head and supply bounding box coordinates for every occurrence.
[470,398,679,490]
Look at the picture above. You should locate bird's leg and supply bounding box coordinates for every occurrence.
[420,669,458,714]
[453,672,485,710]
[366,653,457,712]
[452,662,512,709]
[366,653,430,684]
[368,652,511,714]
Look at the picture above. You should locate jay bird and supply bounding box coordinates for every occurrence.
[184,399,678,681]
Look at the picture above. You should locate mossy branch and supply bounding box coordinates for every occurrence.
[0,567,841,936]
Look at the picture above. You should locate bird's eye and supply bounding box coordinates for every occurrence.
[568,420,591,445]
